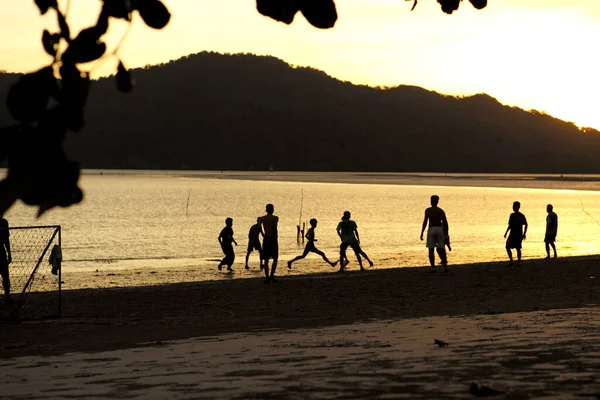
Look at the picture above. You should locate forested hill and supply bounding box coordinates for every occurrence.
[1,52,600,173]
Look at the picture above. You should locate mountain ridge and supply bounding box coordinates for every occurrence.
[1,52,599,173]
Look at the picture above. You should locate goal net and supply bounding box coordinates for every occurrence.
[1,225,61,321]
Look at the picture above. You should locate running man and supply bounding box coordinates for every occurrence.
[544,204,558,259]
[336,211,373,272]
[420,195,449,273]
[217,217,237,272]
[504,201,528,266]
[0,218,12,305]
[258,204,279,283]
[288,218,337,269]
[245,222,263,270]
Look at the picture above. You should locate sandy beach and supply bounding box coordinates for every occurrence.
[2,256,600,397]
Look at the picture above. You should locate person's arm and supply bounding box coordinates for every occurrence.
[442,211,449,235]
[420,210,428,241]
[504,216,511,238]
[232,232,237,246]
[336,223,342,240]
[218,232,223,245]
[355,228,360,243]
[6,239,10,264]
[523,217,528,239]
[274,216,279,236]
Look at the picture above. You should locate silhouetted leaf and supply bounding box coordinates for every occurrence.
[438,0,460,14]
[256,0,299,25]
[116,61,134,92]
[34,0,57,15]
[42,29,61,58]
[102,0,132,21]
[300,0,337,29]
[6,66,58,124]
[59,64,90,132]
[410,0,418,12]
[468,0,487,10]
[96,8,111,35]
[135,0,171,29]
[62,27,107,64]
[57,10,71,42]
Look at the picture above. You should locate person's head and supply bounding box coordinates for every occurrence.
[430,195,439,206]
[513,201,521,212]
[309,218,318,228]
[225,217,233,227]
[266,204,274,214]
[547,204,553,213]
[342,211,351,220]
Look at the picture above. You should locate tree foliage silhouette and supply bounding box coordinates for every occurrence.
[0,0,488,217]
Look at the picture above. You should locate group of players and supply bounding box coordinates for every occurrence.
[217,196,560,280]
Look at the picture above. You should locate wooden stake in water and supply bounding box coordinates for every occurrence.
[185,189,191,216]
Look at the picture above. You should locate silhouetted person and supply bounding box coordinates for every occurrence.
[421,195,448,272]
[288,218,337,269]
[544,204,558,259]
[258,204,279,283]
[245,222,263,270]
[0,218,12,305]
[336,211,373,272]
[217,217,237,272]
[420,195,449,273]
[504,201,528,266]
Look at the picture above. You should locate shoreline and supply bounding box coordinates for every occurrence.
[2,254,600,359]
[80,170,600,191]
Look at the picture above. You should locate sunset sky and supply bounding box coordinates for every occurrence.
[1,0,599,129]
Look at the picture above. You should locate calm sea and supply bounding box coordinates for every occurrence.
[4,171,600,281]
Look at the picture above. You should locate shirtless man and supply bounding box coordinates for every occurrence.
[420,195,449,273]
[257,204,279,283]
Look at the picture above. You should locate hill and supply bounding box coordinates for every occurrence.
[2,52,600,173]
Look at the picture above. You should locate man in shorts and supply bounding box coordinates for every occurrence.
[544,204,558,259]
[258,204,279,283]
[245,222,263,270]
[0,218,12,305]
[504,201,528,266]
[336,211,373,272]
[217,217,237,272]
[420,195,449,273]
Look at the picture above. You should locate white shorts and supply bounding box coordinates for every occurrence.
[427,226,445,249]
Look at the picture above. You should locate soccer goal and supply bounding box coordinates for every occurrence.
[1,225,62,321]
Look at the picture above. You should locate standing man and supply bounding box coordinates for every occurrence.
[544,204,558,259]
[217,217,237,272]
[245,222,263,270]
[258,204,279,283]
[504,201,528,266]
[420,195,449,273]
[336,211,373,272]
[0,218,12,305]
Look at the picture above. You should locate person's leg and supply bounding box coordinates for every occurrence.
[226,253,235,271]
[352,246,364,270]
[245,245,252,269]
[339,243,348,271]
[1,265,10,304]
[516,248,522,265]
[545,242,550,259]
[550,242,557,258]
[436,247,448,271]
[357,248,373,267]
[288,247,310,269]
[263,259,270,281]
[428,248,436,268]
[313,248,336,266]
[270,242,279,281]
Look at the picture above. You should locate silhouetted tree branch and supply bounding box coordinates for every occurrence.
[0,0,488,217]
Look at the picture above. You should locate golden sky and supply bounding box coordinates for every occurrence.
[1,0,599,129]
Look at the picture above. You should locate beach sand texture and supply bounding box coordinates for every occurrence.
[2,257,600,398]
[3,308,600,399]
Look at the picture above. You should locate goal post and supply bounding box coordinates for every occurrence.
[1,225,62,321]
